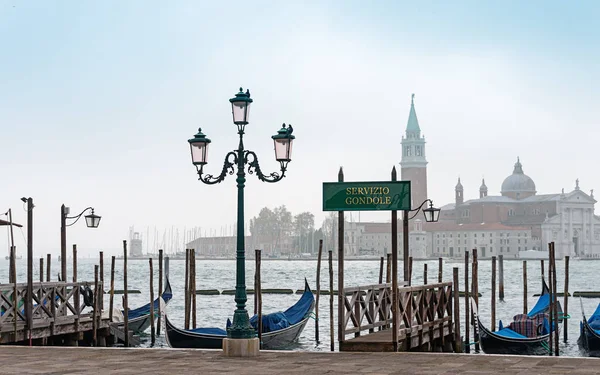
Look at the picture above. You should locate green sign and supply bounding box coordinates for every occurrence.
[322,181,411,211]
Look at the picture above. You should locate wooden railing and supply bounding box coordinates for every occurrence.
[342,282,454,348]
[0,281,99,330]
[342,283,394,336]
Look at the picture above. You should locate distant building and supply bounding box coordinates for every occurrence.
[438,160,600,258]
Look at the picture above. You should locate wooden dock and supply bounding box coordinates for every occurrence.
[1,347,599,375]
[0,281,119,346]
[339,282,457,352]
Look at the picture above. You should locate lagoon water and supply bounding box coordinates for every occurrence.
[2,257,598,357]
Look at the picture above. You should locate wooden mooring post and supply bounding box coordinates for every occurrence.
[73,245,79,337]
[551,243,559,356]
[191,249,197,329]
[378,256,384,284]
[149,258,155,346]
[337,167,345,347]
[123,240,129,347]
[391,167,398,351]
[472,248,479,353]
[408,256,413,286]
[328,250,334,352]
[165,256,170,279]
[93,265,99,346]
[255,249,262,348]
[491,256,496,332]
[438,257,443,283]
[315,240,323,344]
[184,248,190,330]
[109,256,115,321]
[498,254,504,301]
[11,246,17,338]
[386,253,392,283]
[453,267,461,353]
[423,263,428,285]
[564,255,569,343]
[548,243,553,356]
[39,258,44,283]
[99,251,104,310]
[46,254,51,282]
[26,198,33,345]
[523,261,528,314]
[157,249,163,336]
[464,250,470,353]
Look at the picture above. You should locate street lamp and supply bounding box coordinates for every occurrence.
[403,199,440,282]
[188,87,294,350]
[60,205,101,281]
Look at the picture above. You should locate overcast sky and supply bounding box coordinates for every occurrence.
[1,1,598,257]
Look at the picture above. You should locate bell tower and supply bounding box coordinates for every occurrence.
[400,94,428,209]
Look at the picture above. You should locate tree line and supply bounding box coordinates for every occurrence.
[249,206,339,254]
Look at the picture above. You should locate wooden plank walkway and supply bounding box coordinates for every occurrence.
[1,347,599,374]
[340,320,450,352]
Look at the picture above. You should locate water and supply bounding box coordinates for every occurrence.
[2,257,597,357]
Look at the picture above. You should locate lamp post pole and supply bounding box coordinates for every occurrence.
[230,129,254,339]
[188,88,295,348]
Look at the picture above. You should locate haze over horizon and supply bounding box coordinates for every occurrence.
[1,1,598,257]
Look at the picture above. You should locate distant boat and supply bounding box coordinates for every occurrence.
[518,249,547,260]
[5,255,22,260]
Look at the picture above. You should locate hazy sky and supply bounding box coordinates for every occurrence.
[1,1,599,257]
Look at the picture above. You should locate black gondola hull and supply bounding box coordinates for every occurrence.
[478,320,550,356]
[578,321,600,357]
[165,316,223,349]
[165,311,313,350]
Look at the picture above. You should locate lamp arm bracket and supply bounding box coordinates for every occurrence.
[198,151,237,185]
[407,199,433,220]
[65,207,95,227]
[245,150,286,183]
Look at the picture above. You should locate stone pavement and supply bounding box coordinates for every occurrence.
[2,346,600,374]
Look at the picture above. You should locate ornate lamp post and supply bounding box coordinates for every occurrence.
[188,88,294,350]
[60,205,101,281]
[403,199,440,281]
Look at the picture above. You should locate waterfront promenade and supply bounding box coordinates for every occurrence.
[3,347,599,374]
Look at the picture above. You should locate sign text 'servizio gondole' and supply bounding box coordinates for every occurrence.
[322,181,411,211]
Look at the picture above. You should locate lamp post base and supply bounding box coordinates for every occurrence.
[222,337,260,357]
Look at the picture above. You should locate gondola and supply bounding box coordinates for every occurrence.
[165,279,315,349]
[578,300,600,356]
[115,277,173,334]
[476,278,560,355]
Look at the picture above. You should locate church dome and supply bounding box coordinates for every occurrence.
[501,158,536,198]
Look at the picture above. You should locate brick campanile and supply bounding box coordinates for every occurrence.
[400,94,428,209]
